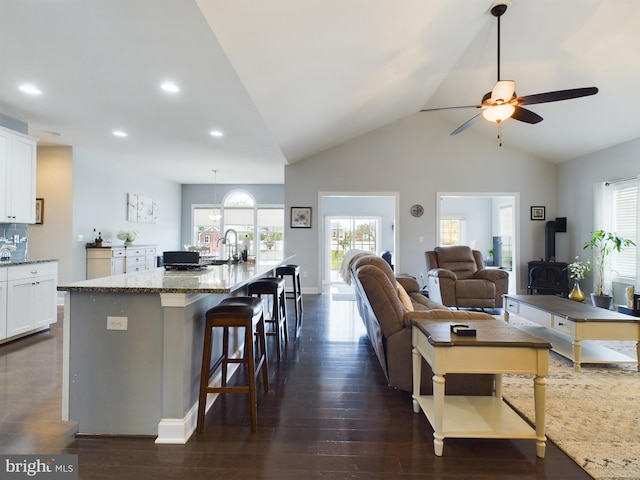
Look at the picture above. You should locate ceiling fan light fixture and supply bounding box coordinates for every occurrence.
[491,80,515,104]
[482,104,515,123]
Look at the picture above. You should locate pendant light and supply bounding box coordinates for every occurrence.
[208,169,221,221]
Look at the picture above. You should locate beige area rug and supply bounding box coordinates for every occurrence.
[502,335,640,480]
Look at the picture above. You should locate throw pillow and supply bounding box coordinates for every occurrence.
[396,281,414,312]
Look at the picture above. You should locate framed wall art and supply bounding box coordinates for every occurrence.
[35,198,44,224]
[530,206,545,221]
[291,207,312,228]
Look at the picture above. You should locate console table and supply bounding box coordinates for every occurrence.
[504,294,640,371]
[411,318,551,458]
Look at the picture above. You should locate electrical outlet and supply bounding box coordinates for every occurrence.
[107,316,128,330]
[303,271,308,278]
[77,234,84,242]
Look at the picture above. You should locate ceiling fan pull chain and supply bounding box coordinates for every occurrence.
[498,123,503,147]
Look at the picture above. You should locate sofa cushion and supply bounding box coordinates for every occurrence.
[356,264,405,337]
[396,281,414,312]
[433,246,479,280]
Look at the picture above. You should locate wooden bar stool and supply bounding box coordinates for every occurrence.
[248,277,288,361]
[196,296,268,433]
[276,264,303,336]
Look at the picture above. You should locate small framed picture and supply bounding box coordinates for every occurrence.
[291,207,312,228]
[530,206,545,221]
[35,198,44,224]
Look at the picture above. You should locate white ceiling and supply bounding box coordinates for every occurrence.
[1,0,639,185]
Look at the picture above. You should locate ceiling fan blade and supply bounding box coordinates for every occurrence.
[420,105,481,112]
[511,106,543,124]
[516,87,598,106]
[450,112,483,135]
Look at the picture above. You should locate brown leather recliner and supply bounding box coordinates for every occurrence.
[425,246,509,309]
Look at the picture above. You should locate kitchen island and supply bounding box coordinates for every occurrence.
[58,259,290,443]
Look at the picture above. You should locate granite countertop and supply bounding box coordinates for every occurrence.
[57,259,291,294]
[0,258,59,267]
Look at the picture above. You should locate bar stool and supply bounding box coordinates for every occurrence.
[276,264,303,336]
[248,277,288,361]
[196,297,268,433]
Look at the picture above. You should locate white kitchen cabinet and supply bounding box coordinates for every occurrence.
[145,246,158,270]
[6,262,58,339]
[0,267,7,340]
[0,126,37,224]
[125,246,147,273]
[87,245,157,279]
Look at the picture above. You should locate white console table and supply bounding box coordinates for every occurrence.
[504,294,640,371]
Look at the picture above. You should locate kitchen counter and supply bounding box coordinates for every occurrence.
[58,260,282,294]
[0,258,58,266]
[60,257,293,444]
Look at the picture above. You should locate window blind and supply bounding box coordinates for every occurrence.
[611,183,637,279]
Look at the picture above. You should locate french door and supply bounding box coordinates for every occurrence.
[325,216,380,283]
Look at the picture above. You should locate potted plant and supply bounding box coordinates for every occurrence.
[486,248,494,266]
[566,256,591,302]
[582,230,636,308]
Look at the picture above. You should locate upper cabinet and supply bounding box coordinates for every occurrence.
[0,126,37,224]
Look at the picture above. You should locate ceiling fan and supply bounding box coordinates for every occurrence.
[421,1,598,136]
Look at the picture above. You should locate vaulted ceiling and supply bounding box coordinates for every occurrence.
[1,0,638,184]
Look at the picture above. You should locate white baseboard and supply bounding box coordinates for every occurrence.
[155,351,241,444]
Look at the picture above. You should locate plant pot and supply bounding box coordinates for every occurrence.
[590,293,613,310]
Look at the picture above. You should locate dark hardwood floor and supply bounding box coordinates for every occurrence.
[0,293,592,479]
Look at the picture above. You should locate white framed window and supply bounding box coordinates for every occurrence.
[440,217,467,246]
[191,190,284,262]
[597,177,638,283]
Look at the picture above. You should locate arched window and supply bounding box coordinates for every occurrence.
[192,190,283,263]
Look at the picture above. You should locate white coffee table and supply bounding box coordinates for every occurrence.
[504,294,640,371]
[411,318,551,458]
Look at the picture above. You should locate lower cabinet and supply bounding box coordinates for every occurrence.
[87,245,157,279]
[3,261,58,341]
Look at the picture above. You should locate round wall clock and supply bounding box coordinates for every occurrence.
[410,204,424,217]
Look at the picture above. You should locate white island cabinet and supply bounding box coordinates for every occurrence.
[0,126,37,224]
[1,261,58,342]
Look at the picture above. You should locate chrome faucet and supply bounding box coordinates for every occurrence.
[222,228,238,260]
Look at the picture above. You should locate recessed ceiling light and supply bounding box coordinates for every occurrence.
[161,82,180,93]
[19,84,42,95]
[210,130,224,137]
[113,130,127,137]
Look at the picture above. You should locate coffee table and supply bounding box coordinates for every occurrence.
[504,294,640,371]
[412,318,551,458]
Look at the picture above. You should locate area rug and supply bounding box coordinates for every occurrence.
[502,341,640,480]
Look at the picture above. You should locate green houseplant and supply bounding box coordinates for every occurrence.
[582,230,635,308]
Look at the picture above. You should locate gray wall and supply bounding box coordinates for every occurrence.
[285,113,558,293]
[557,137,640,302]
[28,146,183,283]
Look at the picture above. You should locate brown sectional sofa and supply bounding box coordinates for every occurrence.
[350,254,495,394]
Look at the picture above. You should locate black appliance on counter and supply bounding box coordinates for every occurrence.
[527,217,569,296]
[163,251,203,270]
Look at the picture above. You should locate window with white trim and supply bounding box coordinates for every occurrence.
[601,178,638,281]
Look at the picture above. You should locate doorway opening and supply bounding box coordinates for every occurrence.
[437,192,519,294]
[319,193,398,294]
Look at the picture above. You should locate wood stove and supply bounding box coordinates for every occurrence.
[527,217,569,296]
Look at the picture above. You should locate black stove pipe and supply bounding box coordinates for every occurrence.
[544,217,567,261]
